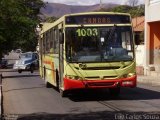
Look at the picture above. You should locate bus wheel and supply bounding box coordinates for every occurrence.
[44,67,51,88]
[55,70,59,91]
[45,81,52,88]
[60,89,68,97]
[18,70,22,73]
[109,87,120,97]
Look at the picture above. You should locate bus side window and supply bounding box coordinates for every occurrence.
[54,29,56,53]
[46,32,50,53]
[43,33,46,54]
[59,29,64,44]
[50,29,54,53]
[54,28,59,54]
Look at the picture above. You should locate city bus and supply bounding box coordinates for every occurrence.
[39,12,137,97]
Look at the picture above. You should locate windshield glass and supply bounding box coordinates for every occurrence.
[21,53,32,59]
[66,26,134,63]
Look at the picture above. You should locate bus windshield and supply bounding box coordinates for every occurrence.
[66,26,134,63]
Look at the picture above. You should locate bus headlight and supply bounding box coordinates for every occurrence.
[65,75,83,80]
[123,73,136,78]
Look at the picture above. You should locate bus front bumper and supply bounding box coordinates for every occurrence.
[63,75,137,90]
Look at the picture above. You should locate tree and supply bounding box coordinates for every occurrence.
[45,16,58,23]
[103,5,144,18]
[126,0,139,7]
[109,5,132,13]
[0,0,45,59]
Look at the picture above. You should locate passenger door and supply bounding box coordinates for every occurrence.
[59,29,64,89]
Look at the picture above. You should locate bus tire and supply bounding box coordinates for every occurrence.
[60,89,67,97]
[55,70,59,90]
[109,87,120,97]
[45,80,52,88]
[44,67,52,88]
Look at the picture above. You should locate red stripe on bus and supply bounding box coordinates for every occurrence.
[63,75,137,90]
[43,60,52,65]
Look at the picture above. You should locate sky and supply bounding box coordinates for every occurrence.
[43,0,144,6]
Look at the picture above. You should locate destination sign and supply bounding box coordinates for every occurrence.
[65,14,130,25]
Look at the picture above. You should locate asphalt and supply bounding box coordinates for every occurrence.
[0,71,160,116]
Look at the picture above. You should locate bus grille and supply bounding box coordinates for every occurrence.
[85,76,100,79]
[82,66,120,70]
[103,76,117,79]
[88,82,115,87]
[85,76,117,80]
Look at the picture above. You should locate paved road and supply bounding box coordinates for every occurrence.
[1,70,160,120]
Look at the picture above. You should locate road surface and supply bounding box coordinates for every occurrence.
[1,70,160,120]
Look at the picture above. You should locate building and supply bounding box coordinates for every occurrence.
[132,16,144,45]
[144,0,160,75]
[132,16,145,75]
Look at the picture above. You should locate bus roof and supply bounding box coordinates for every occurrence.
[41,12,131,34]
[64,12,130,17]
[41,16,65,34]
[41,23,53,34]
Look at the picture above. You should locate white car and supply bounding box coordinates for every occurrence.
[13,52,39,73]
[15,49,22,53]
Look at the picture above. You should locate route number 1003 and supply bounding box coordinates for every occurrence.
[76,28,98,37]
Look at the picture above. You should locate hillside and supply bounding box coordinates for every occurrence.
[41,3,119,17]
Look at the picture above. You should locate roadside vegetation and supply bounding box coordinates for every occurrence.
[0,0,44,59]
[0,0,144,60]
[98,5,144,18]
[96,0,144,18]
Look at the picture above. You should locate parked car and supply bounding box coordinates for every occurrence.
[13,52,39,73]
[15,49,22,53]
[0,58,8,69]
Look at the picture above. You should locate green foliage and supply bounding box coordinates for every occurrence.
[97,5,145,18]
[128,5,145,17]
[0,0,44,58]
[45,16,58,23]
[110,5,132,13]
